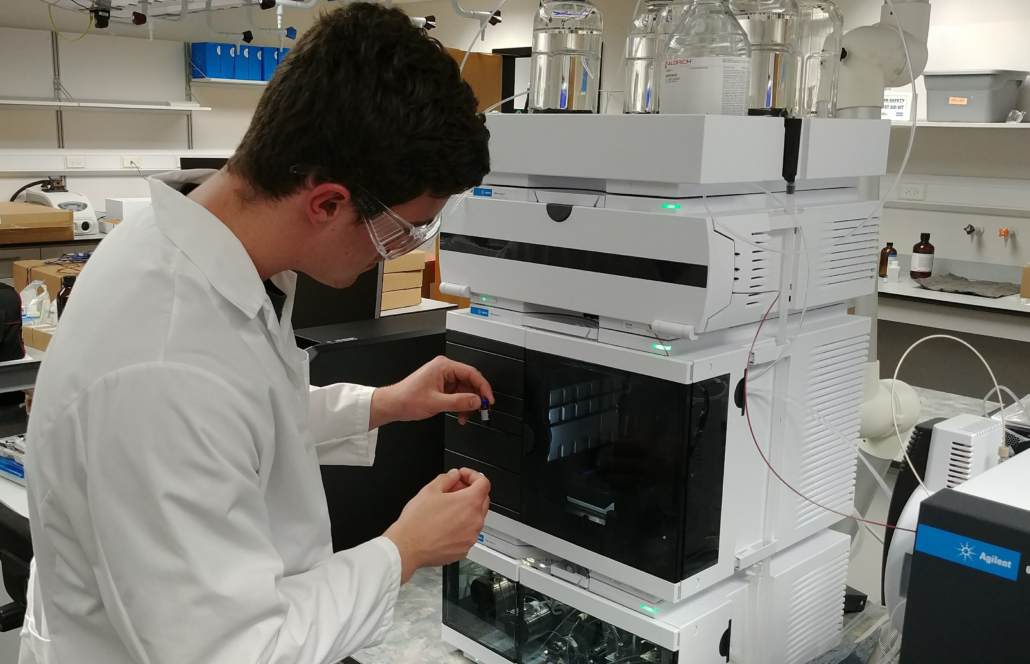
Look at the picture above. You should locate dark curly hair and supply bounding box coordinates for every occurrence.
[227,3,490,207]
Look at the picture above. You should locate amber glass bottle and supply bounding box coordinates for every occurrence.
[878,242,897,278]
[910,233,934,279]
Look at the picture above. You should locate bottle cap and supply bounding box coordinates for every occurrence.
[920,233,930,242]
[886,242,893,247]
[61,275,76,287]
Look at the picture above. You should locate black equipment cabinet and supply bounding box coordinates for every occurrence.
[299,310,448,552]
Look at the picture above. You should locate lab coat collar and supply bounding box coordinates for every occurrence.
[150,170,267,319]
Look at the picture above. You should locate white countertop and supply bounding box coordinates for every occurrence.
[879,277,1030,316]
[380,298,457,318]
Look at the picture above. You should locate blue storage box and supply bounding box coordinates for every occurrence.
[234,45,253,80]
[251,47,264,81]
[261,46,280,81]
[191,42,223,79]
[221,43,236,80]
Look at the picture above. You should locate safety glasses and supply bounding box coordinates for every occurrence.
[353,187,471,261]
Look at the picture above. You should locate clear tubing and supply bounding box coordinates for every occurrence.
[982,385,1030,423]
[891,335,1006,495]
[460,0,506,73]
[484,90,529,113]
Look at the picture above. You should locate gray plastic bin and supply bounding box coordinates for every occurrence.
[924,70,1028,123]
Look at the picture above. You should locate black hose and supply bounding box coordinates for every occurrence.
[9,180,51,203]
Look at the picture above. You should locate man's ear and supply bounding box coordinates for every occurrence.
[305,183,354,228]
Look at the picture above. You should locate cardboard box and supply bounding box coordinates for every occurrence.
[380,287,422,311]
[0,202,73,227]
[382,271,423,293]
[383,250,426,274]
[23,325,55,352]
[14,260,83,299]
[0,202,74,245]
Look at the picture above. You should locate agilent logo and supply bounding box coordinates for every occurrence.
[980,552,1014,570]
[916,525,1022,581]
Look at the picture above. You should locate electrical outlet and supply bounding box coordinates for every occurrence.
[122,156,142,169]
[899,184,926,201]
[64,156,86,169]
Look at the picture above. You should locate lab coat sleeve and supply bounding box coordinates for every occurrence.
[308,383,380,466]
[81,363,401,664]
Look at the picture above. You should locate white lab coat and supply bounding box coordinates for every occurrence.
[19,171,401,664]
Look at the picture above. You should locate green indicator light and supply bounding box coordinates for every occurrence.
[662,203,681,210]
[641,604,659,614]
[480,295,496,303]
[653,344,672,351]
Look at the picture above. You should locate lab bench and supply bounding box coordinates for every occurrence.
[0,235,102,281]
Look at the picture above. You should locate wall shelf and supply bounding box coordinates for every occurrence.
[0,98,210,113]
[883,200,1030,219]
[0,149,233,175]
[191,78,267,88]
[891,121,1030,129]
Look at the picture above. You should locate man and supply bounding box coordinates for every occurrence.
[20,4,493,663]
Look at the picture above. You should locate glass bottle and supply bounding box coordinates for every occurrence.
[623,0,672,114]
[656,0,752,116]
[728,0,801,116]
[528,1,604,113]
[57,275,75,320]
[910,233,935,280]
[878,241,897,278]
[797,0,843,117]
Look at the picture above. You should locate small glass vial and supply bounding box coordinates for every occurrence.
[623,0,671,114]
[529,1,604,113]
[878,241,897,278]
[656,0,752,115]
[910,233,935,280]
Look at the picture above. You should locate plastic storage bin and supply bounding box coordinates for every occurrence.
[261,47,280,81]
[924,70,1028,123]
[190,42,224,79]
[221,44,236,79]
[234,45,260,81]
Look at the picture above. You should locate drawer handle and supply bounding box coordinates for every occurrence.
[546,203,572,223]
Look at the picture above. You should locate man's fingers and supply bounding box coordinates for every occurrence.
[436,392,484,414]
[443,360,495,404]
[429,470,462,493]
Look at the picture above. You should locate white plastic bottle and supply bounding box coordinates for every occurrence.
[656,0,752,115]
[624,1,671,114]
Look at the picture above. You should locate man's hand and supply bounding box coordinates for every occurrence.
[384,468,491,583]
[369,356,494,429]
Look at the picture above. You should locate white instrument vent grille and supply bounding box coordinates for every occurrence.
[946,440,975,488]
[809,217,879,291]
[784,548,849,664]
[738,231,775,308]
[794,334,868,528]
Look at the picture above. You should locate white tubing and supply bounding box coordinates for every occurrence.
[452,0,495,23]
[244,0,289,38]
[484,90,529,113]
[151,0,188,24]
[459,0,505,73]
[891,335,1005,495]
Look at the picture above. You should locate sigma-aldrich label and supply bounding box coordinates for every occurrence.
[915,525,1022,581]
